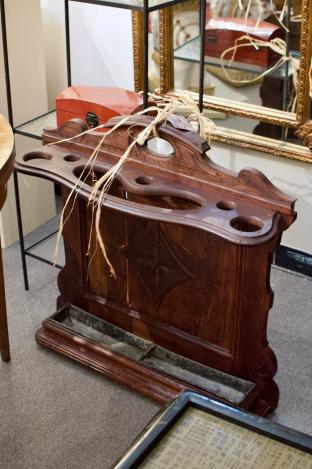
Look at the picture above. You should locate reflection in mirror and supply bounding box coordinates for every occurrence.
[148,0,307,148]
[212,115,306,146]
[147,137,175,157]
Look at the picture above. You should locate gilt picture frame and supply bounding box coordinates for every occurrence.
[132,0,312,162]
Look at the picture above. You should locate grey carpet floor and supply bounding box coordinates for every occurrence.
[0,225,312,468]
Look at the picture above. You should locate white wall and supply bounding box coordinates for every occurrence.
[40,0,67,109]
[69,3,134,90]
[41,0,134,107]
[40,1,312,255]
[5,0,49,126]
[0,0,56,247]
[209,143,312,255]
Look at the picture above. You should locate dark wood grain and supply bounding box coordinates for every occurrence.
[35,318,264,413]
[17,116,297,413]
[0,119,14,362]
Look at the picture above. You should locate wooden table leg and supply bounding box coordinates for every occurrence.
[0,115,14,362]
[0,238,10,362]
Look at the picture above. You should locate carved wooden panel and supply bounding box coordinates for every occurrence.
[86,205,239,355]
[16,116,297,413]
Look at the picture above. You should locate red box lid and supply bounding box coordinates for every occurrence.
[56,86,143,123]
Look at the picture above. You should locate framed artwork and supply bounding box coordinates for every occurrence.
[114,391,312,468]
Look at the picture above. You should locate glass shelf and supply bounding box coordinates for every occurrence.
[14,111,57,140]
[26,231,64,269]
[174,36,296,79]
[69,0,191,12]
[24,212,64,269]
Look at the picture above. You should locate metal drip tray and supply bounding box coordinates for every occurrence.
[49,305,255,405]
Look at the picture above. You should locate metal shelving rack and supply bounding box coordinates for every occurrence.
[3,0,291,290]
[1,0,197,290]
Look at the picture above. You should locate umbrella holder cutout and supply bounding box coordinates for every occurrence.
[16,115,297,415]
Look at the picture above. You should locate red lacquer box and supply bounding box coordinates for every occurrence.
[205,17,284,68]
[56,86,143,130]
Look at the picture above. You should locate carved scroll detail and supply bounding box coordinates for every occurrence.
[132,11,144,93]
[121,224,192,308]
[295,121,312,151]
[296,0,312,125]
[159,7,174,94]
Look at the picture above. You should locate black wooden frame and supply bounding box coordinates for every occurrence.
[113,390,312,468]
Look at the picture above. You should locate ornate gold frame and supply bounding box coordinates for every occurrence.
[132,1,312,162]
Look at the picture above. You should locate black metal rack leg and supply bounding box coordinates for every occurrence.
[65,0,72,87]
[143,0,149,108]
[281,0,291,141]
[199,0,206,113]
[13,171,29,291]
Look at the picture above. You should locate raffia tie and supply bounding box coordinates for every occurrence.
[50,93,215,277]
[220,36,300,111]
[237,0,289,31]
[149,92,215,142]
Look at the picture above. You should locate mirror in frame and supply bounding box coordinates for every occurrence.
[132,0,312,162]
